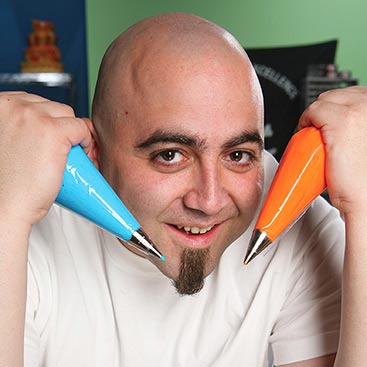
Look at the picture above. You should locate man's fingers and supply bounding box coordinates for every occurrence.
[53,116,93,151]
[299,86,367,132]
[298,99,348,130]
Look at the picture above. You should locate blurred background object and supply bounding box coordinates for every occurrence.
[0,0,88,117]
[20,19,63,73]
[301,63,358,109]
[247,40,341,160]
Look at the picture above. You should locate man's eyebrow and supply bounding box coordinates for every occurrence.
[135,129,206,150]
[135,128,264,151]
[222,130,264,150]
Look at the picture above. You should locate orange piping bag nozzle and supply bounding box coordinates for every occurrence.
[244,126,327,265]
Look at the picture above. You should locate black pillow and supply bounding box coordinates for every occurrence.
[246,40,337,160]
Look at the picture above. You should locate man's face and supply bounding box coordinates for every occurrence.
[98,58,264,294]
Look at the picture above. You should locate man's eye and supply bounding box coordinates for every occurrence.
[150,149,189,172]
[154,150,184,164]
[229,151,246,162]
[223,150,256,172]
[228,151,251,163]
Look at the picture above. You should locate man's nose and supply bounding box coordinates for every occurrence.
[182,165,230,216]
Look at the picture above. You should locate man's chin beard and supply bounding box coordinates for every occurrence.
[173,247,210,296]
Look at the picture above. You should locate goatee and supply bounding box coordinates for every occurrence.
[174,247,210,295]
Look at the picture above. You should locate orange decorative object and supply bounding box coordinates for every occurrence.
[21,20,64,73]
[244,126,327,264]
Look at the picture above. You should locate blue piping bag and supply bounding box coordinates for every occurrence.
[55,145,164,260]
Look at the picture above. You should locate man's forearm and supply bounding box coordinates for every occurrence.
[0,219,31,367]
[334,211,367,367]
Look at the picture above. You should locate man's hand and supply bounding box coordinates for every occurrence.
[298,86,367,216]
[0,91,93,226]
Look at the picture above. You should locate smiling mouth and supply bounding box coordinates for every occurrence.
[175,225,214,235]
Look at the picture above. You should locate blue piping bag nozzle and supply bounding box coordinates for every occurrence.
[55,145,164,261]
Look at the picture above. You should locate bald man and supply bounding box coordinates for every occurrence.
[1,13,367,367]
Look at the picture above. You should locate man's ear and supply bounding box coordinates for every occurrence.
[81,117,101,170]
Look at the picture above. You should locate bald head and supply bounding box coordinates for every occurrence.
[92,12,263,145]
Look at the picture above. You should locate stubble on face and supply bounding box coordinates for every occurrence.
[174,247,210,295]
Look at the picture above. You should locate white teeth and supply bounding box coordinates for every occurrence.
[191,227,200,234]
[177,225,214,234]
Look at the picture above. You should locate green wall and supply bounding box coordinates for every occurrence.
[86,0,367,110]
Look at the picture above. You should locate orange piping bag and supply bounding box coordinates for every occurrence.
[244,126,326,264]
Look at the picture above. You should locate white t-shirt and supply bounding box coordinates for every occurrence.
[25,153,344,367]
